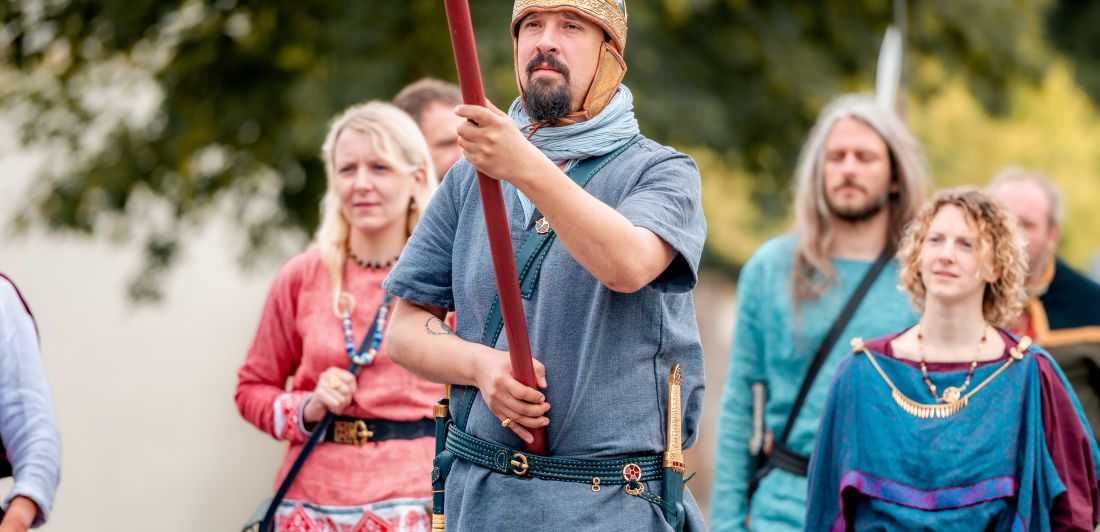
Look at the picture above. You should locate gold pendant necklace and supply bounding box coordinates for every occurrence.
[852,335,1031,419]
[917,324,987,404]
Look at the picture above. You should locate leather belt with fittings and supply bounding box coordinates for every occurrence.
[444,423,663,484]
[323,416,435,446]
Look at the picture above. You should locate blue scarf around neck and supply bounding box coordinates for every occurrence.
[507,84,641,223]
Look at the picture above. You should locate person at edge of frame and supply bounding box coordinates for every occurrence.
[0,274,61,531]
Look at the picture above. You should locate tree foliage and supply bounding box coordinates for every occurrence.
[0,0,1052,298]
[1047,0,1100,108]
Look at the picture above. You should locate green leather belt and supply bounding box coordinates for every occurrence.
[444,423,662,484]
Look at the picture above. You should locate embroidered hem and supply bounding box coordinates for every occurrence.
[272,497,431,532]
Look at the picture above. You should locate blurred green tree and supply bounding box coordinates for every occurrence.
[0,0,1050,299]
[1047,0,1100,104]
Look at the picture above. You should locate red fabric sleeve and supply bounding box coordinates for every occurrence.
[1037,354,1100,530]
[235,255,307,440]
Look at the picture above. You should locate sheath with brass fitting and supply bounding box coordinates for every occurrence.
[431,384,453,530]
[662,364,686,531]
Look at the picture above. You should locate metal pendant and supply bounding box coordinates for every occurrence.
[622,463,642,482]
[893,389,969,418]
[941,386,962,404]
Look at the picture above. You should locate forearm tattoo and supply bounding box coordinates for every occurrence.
[424,316,455,336]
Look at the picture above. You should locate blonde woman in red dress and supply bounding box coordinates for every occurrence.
[236,101,441,531]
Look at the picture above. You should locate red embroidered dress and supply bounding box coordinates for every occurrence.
[236,250,443,531]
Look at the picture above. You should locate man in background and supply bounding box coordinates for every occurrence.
[394,78,464,180]
[989,168,1100,440]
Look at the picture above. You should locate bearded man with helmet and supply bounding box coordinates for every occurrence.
[383,1,707,530]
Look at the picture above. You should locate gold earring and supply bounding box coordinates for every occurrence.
[409,197,418,211]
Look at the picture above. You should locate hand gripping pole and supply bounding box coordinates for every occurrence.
[443,0,547,455]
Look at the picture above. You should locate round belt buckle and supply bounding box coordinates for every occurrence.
[623,463,644,496]
[510,452,529,476]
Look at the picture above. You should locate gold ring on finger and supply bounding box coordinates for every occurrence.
[501,418,512,428]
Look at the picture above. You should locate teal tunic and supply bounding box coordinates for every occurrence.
[710,235,918,531]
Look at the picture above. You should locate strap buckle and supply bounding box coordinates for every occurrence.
[334,419,373,446]
[510,452,529,476]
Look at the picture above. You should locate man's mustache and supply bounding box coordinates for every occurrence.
[833,180,866,194]
[526,52,570,80]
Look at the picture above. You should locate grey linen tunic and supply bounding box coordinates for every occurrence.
[384,136,707,530]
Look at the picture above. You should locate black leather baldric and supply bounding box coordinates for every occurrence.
[767,445,810,476]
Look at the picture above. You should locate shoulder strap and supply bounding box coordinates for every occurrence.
[776,247,894,446]
[258,294,394,532]
[452,136,641,431]
[478,135,641,348]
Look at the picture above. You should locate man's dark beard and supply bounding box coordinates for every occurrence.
[524,52,572,122]
[827,187,891,223]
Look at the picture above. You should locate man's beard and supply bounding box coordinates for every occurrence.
[827,184,891,223]
[524,52,573,122]
[1027,249,1054,291]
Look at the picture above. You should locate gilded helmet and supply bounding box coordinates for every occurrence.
[510,0,628,123]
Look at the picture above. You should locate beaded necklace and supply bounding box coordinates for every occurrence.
[341,293,395,371]
[917,324,988,404]
[349,252,400,270]
[256,292,395,531]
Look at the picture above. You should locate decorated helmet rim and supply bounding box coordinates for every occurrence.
[511,0,627,52]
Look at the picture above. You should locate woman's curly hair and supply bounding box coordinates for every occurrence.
[897,187,1028,328]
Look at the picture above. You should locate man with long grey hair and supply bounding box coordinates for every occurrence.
[712,94,927,531]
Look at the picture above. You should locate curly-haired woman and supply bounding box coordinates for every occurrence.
[806,187,1100,530]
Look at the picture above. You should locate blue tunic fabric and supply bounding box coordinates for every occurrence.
[806,336,1100,531]
[383,137,707,530]
[710,235,919,531]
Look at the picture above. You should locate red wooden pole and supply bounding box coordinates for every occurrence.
[443,0,547,455]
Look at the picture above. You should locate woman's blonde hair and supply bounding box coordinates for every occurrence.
[897,187,1028,328]
[791,94,929,302]
[315,101,439,314]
